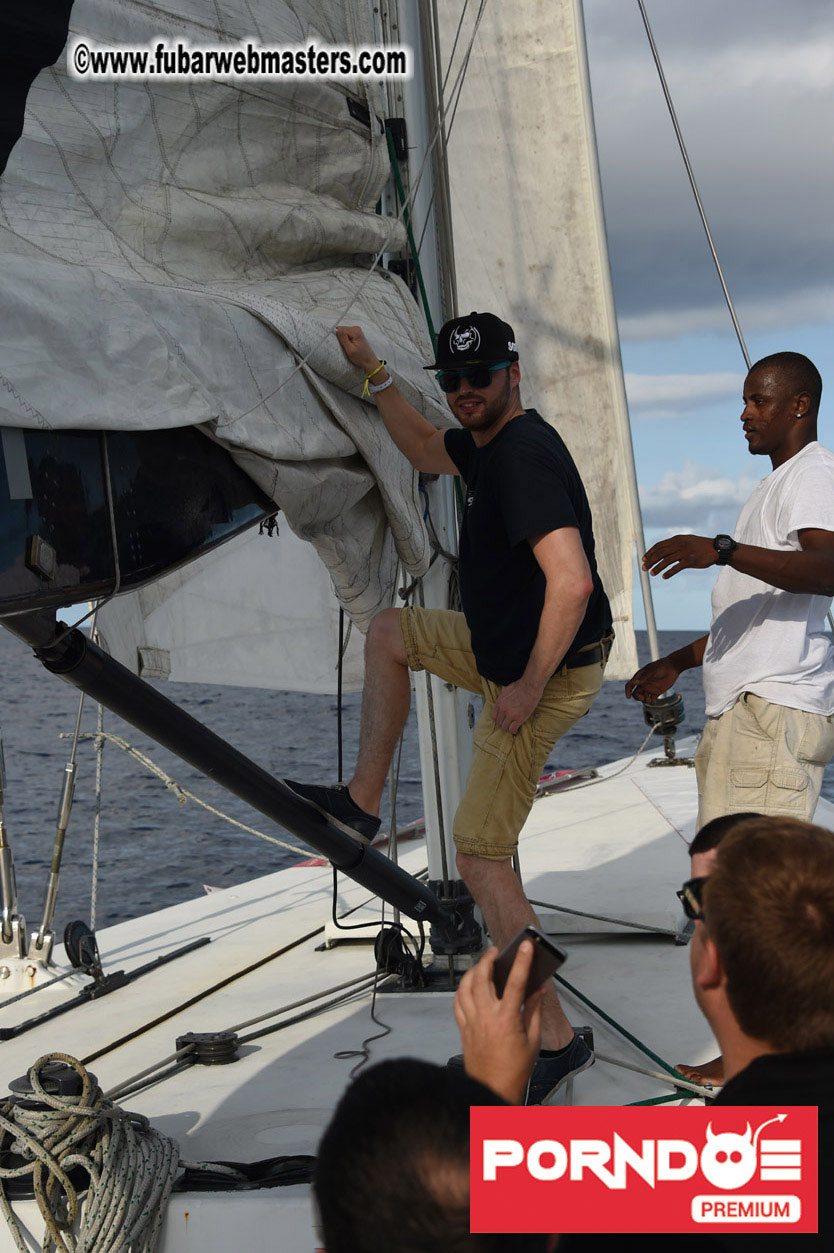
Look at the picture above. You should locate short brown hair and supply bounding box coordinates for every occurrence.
[703,817,834,1051]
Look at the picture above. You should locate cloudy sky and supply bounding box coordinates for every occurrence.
[582,0,833,629]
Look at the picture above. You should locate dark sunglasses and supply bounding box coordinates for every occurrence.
[676,876,707,922]
[435,361,511,393]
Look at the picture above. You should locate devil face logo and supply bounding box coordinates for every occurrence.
[700,1123,757,1189]
[450,325,480,354]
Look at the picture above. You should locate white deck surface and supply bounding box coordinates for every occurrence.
[3,741,833,1249]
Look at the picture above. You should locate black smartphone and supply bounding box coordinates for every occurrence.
[492,925,567,1000]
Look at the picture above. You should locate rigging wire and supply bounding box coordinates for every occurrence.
[336,607,345,780]
[332,951,394,1079]
[102,970,387,1103]
[415,0,489,262]
[90,694,105,930]
[34,609,101,949]
[535,724,655,798]
[528,897,679,939]
[594,1051,714,1097]
[636,0,750,369]
[639,1,834,643]
[413,0,471,259]
[237,976,381,1048]
[415,579,452,898]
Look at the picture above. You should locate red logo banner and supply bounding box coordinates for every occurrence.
[470,1106,818,1234]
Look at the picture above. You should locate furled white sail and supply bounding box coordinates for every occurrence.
[0,0,452,674]
[1,0,643,690]
[438,0,640,679]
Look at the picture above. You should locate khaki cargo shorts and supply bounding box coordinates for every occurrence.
[400,606,608,859]
[694,691,834,828]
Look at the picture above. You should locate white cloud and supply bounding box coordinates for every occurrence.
[670,38,834,95]
[583,1,834,328]
[639,462,758,531]
[625,371,742,416]
[620,287,834,344]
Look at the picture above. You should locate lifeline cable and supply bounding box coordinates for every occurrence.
[66,730,307,858]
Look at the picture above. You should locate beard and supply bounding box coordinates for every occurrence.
[449,372,513,432]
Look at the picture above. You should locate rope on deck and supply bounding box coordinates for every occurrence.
[0,1054,177,1253]
[555,971,701,1090]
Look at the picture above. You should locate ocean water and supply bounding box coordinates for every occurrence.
[2,627,833,936]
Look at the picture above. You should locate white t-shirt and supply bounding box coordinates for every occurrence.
[702,441,834,717]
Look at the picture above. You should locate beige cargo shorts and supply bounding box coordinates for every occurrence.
[695,691,834,828]
[400,606,608,860]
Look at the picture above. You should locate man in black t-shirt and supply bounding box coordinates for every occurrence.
[288,312,612,1102]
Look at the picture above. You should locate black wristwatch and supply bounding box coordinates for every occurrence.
[713,534,738,566]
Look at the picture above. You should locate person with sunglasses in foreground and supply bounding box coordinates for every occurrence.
[456,814,834,1246]
[673,811,761,1089]
[288,311,612,1101]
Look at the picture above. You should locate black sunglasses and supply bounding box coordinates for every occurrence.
[435,360,511,393]
[676,876,707,922]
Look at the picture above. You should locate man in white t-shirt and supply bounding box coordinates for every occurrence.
[626,352,834,825]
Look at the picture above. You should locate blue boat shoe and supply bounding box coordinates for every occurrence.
[526,1033,595,1104]
[283,780,381,845]
[446,1031,594,1105]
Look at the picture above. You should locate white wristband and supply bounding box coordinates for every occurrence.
[369,375,394,395]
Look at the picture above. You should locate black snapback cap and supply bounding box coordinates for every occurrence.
[427,311,519,369]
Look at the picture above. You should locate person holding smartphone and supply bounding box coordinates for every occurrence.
[454,816,834,1250]
[454,935,546,1105]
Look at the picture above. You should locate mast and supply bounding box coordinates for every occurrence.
[379,0,479,945]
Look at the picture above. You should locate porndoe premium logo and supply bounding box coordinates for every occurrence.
[470,1107,818,1235]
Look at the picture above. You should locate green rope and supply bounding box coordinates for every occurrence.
[385,128,437,353]
[555,972,689,1084]
[627,1092,691,1107]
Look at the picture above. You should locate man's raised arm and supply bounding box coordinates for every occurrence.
[336,325,456,475]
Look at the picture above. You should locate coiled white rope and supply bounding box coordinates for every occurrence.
[0,1054,178,1253]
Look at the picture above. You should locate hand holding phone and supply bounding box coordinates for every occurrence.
[453,933,556,1104]
[492,925,566,1000]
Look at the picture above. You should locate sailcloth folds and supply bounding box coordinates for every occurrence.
[1,0,641,689]
[0,0,450,688]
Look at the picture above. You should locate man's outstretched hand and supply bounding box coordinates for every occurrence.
[642,534,717,579]
[335,325,380,375]
[453,942,542,1104]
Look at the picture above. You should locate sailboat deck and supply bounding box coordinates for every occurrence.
[9,739,827,1249]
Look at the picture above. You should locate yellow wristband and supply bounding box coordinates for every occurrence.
[361,359,386,399]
